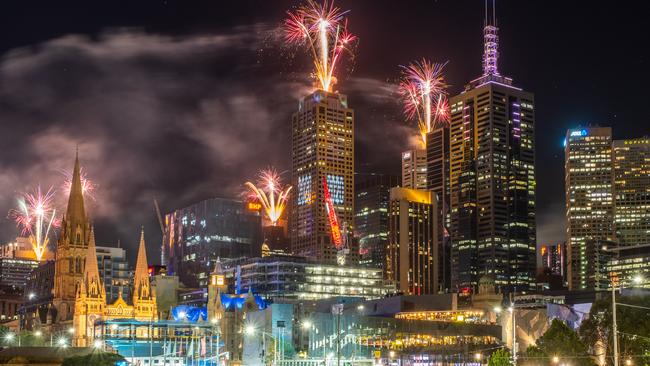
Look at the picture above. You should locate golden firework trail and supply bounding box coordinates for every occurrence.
[11,186,59,261]
[284,0,357,92]
[399,59,450,148]
[245,168,292,226]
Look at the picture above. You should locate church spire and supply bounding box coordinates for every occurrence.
[82,227,103,297]
[133,227,151,302]
[65,150,87,231]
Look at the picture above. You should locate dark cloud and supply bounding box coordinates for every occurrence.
[0,25,405,262]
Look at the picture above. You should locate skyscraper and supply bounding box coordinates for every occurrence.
[387,187,438,294]
[448,7,536,292]
[401,149,427,190]
[355,174,400,270]
[564,127,614,290]
[539,242,566,278]
[164,197,262,288]
[613,137,650,247]
[291,90,354,263]
[426,127,452,291]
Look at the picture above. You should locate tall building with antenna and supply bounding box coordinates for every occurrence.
[448,1,536,293]
[291,90,355,263]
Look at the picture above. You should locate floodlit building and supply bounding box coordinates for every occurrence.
[163,197,263,287]
[449,7,536,293]
[355,174,400,270]
[612,137,650,247]
[387,187,438,294]
[291,90,354,263]
[564,127,615,290]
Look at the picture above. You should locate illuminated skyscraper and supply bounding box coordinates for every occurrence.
[564,127,614,290]
[426,127,452,291]
[386,187,438,294]
[539,242,566,278]
[449,6,536,292]
[449,94,537,293]
[291,90,354,263]
[401,149,427,190]
[613,137,650,247]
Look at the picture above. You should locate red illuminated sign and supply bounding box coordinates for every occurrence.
[322,177,343,249]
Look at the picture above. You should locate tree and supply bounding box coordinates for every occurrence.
[489,348,511,366]
[61,352,125,366]
[527,319,595,366]
[580,295,650,366]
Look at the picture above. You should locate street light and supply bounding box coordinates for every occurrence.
[302,320,312,329]
[493,306,502,314]
[389,351,396,359]
[626,359,633,366]
[93,340,103,349]
[633,275,643,285]
[28,292,36,300]
[67,327,75,334]
[552,356,560,364]
[474,353,482,361]
[357,305,364,311]
[4,333,15,344]
[245,325,256,336]
[57,338,67,347]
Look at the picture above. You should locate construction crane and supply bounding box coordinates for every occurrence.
[153,197,167,266]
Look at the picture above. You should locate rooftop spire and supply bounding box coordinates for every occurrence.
[482,0,500,76]
[65,150,87,228]
[133,227,151,302]
[82,227,103,297]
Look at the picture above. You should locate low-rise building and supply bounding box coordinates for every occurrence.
[222,255,395,301]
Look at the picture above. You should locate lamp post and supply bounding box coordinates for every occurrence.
[245,325,278,365]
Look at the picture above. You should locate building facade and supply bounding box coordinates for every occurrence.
[73,228,158,347]
[355,174,400,270]
[539,242,566,278]
[96,245,131,303]
[291,90,354,263]
[608,244,650,289]
[564,127,615,290]
[449,16,536,292]
[613,137,650,247]
[221,255,394,301]
[387,187,438,294]
[401,149,427,190]
[0,257,39,290]
[163,197,263,287]
[426,127,452,291]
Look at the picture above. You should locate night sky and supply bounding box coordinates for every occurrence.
[0,1,647,264]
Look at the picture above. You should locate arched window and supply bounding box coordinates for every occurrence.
[76,233,81,244]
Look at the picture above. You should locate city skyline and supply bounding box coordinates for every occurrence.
[0,1,648,262]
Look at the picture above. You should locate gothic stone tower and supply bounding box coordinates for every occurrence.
[132,228,158,321]
[53,152,92,326]
[73,227,106,347]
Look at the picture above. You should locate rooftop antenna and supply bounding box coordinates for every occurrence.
[482,0,500,76]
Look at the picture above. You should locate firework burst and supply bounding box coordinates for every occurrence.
[62,167,96,200]
[11,186,59,261]
[245,168,292,226]
[398,59,449,147]
[284,0,357,92]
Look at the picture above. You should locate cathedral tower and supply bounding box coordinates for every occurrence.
[73,227,106,346]
[132,228,157,321]
[53,152,92,324]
